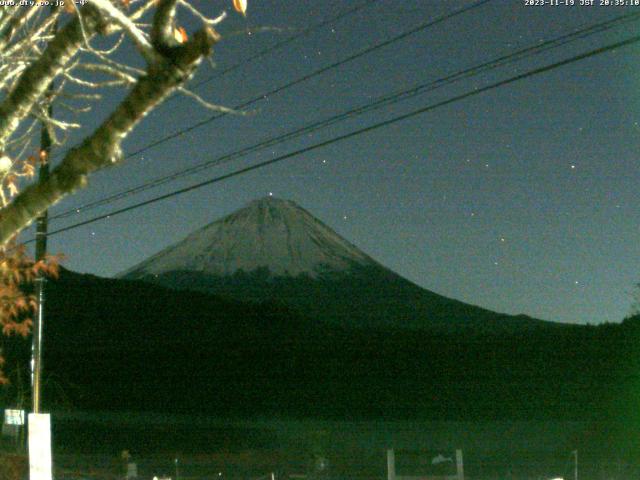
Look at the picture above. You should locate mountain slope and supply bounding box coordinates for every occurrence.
[121,197,550,332]
[9,268,635,422]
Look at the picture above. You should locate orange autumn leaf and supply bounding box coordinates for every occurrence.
[22,162,35,178]
[29,298,38,311]
[14,319,32,338]
[2,322,15,336]
[14,297,27,311]
[233,0,247,16]
[173,26,188,44]
[32,260,47,275]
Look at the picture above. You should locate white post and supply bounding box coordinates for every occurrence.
[387,449,396,480]
[28,413,53,480]
[455,449,464,480]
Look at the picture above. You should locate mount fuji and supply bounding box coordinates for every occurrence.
[121,197,547,332]
[121,197,378,279]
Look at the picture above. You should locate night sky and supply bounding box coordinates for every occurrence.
[25,0,640,325]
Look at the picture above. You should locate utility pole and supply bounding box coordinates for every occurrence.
[31,119,50,414]
[31,6,55,416]
[28,90,54,480]
[573,450,578,480]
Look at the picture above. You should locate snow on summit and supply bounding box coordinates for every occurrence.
[121,197,377,278]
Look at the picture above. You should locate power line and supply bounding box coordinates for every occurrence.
[50,0,493,167]
[138,0,382,114]
[26,32,640,243]
[124,0,493,157]
[47,1,382,167]
[50,10,640,220]
[188,0,382,92]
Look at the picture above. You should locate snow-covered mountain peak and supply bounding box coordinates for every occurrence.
[121,197,378,278]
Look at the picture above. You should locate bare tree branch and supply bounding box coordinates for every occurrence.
[177,86,244,114]
[91,0,157,62]
[152,0,181,53]
[3,11,61,59]
[0,27,220,244]
[0,6,107,150]
[0,6,38,50]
